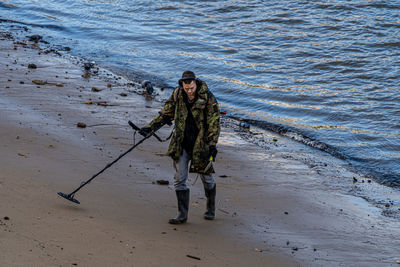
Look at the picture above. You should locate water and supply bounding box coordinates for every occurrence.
[1,0,399,186]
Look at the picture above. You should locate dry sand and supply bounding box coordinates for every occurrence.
[1,35,400,267]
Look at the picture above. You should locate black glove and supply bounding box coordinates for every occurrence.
[209,145,217,160]
[139,127,152,138]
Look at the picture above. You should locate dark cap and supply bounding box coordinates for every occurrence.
[180,70,196,83]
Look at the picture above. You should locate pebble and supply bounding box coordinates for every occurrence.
[141,80,154,95]
[91,87,101,92]
[32,80,46,85]
[239,121,250,129]
[396,260,400,264]
[156,180,169,185]
[28,63,37,69]
[27,35,43,43]
[77,122,87,128]
[4,216,9,220]
[84,62,94,70]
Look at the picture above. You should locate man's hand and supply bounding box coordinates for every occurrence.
[139,127,152,138]
[209,145,217,161]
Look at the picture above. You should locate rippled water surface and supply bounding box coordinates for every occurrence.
[1,0,399,185]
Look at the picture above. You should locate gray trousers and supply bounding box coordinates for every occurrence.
[173,149,215,191]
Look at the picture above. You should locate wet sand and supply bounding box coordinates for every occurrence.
[1,35,399,266]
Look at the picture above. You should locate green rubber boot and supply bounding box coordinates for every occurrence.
[169,189,190,224]
[204,185,216,220]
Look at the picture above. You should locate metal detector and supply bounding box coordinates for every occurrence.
[57,120,153,204]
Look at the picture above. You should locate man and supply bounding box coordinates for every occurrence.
[140,70,220,224]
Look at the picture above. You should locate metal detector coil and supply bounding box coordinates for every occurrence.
[57,121,154,205]
[57,192,80,204]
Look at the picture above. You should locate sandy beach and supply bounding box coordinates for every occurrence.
[1,32,400,266]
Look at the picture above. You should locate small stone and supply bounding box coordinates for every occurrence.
[28,35,43,43]
[141,80,154,94]
[353,177,358,183]
[292,247,298,251]
[284,212,289,215]
[4,216,9,220]
[119,93,127,97]
[84,62,94,70]
[385,203,390,208]
[368,180,371,183]
[56,83,64,87]
[32,80,46,85]
[19,81,24,84]
[77,122,87,128]
[396,260,400,264]
[254,248,262,252]
[84,101,92,105]
[91,87,101,92]
[28,63,37,69]
[239,121,250,129]
[156,180,169,185]
[97,102,111,106]
[107,83,112,88]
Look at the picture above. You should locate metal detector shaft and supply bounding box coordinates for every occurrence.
[67,134,150,197]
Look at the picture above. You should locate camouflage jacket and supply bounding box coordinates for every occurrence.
[145,81,220,174]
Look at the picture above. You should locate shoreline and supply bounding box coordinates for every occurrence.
[1,30,400,266]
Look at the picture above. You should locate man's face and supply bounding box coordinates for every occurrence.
[182,80,197,101]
